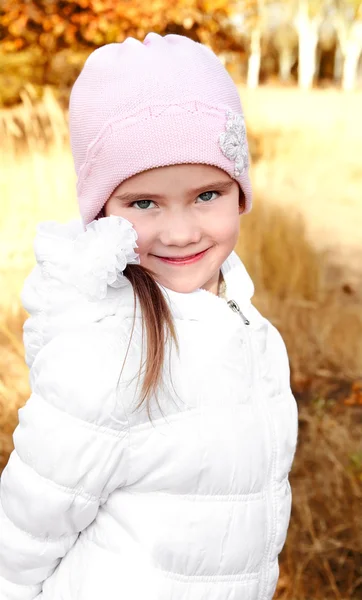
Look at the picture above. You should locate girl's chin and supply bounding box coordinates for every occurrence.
[149,275,211,294]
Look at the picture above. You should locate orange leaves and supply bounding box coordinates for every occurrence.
[343,381,362,406]
[8,15,29,37]
[39,32,57,50]
[203,0,230,14]
[0,0,233,53]
[90,0,114,14]
[70,12,90,26]
[77,0,92,8]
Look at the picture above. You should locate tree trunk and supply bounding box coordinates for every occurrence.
[247,27,261,88]
[342,41,362,90]
[298,31,319,88]
[334,44,343,82]
[295,0,320,90]
[335,16,362,91]
[279,47,295,82]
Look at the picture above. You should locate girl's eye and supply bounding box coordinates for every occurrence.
[131,200,156,210]
[130,191,220,209]
[198,191,220,202]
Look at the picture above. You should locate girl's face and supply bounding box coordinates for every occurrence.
[104,164,241,295]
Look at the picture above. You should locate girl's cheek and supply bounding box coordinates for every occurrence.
[133,231,151,257]
[211,219,239,243]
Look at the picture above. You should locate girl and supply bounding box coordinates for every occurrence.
[0,33,298,600]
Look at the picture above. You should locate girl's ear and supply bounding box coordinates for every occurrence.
[239,188,246,214]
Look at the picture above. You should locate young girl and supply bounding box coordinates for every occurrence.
[0,33,298,600]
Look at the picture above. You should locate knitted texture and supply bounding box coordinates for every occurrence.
[69,32,253,227]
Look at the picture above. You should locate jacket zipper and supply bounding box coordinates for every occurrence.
[227,299,250,325]
[228,296,277,599]
[227,298,254,399]
[228,294,279,597]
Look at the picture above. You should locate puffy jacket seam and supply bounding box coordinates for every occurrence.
[84,538,260,582]
[38,262,52,352]
[0,574,41,592]
[123,489,265,501]
[25,262,55,364]
[154,566,260,582]
[259,327,294,599]
[14,449,106,504]
[32,392,130,439]
[276,477,289,491]
[251,318,279,600]
[125,405,202,433]
[267,389,294,404]
[22,268,47,358]
[258,405,279,600]
[1,504,76,544]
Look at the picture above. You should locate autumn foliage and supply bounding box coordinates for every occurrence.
[0,0,235,52]
[0,0,248,106]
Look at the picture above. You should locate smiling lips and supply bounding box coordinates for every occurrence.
[153,248,210,265]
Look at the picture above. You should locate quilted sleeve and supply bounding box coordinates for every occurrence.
[0,328,132,599]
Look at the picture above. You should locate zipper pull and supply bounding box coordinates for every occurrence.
[227,299,250,325]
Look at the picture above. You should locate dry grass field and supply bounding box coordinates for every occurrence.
[0,85,361,599]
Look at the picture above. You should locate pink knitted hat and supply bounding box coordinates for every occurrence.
[69,32,253,227]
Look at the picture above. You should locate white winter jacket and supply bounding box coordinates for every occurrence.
[0,217,298,600]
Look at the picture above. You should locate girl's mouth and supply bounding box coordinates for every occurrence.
[152,248,210,265]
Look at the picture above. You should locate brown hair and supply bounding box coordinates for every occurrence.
[97,188,246,422]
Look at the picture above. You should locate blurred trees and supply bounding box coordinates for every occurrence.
[0,0,362,105]
[295,0,325,89]
[334,0,362,89]
[228,0,362,89]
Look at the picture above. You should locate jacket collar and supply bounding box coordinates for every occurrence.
[159,251,254,322]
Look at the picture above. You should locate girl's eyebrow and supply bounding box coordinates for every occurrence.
[114,180,234,203]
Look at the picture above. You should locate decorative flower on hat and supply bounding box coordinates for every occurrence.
[69,215,140,301]
[219,110,249,177]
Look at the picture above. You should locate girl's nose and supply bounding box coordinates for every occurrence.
[159,213,202,247]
